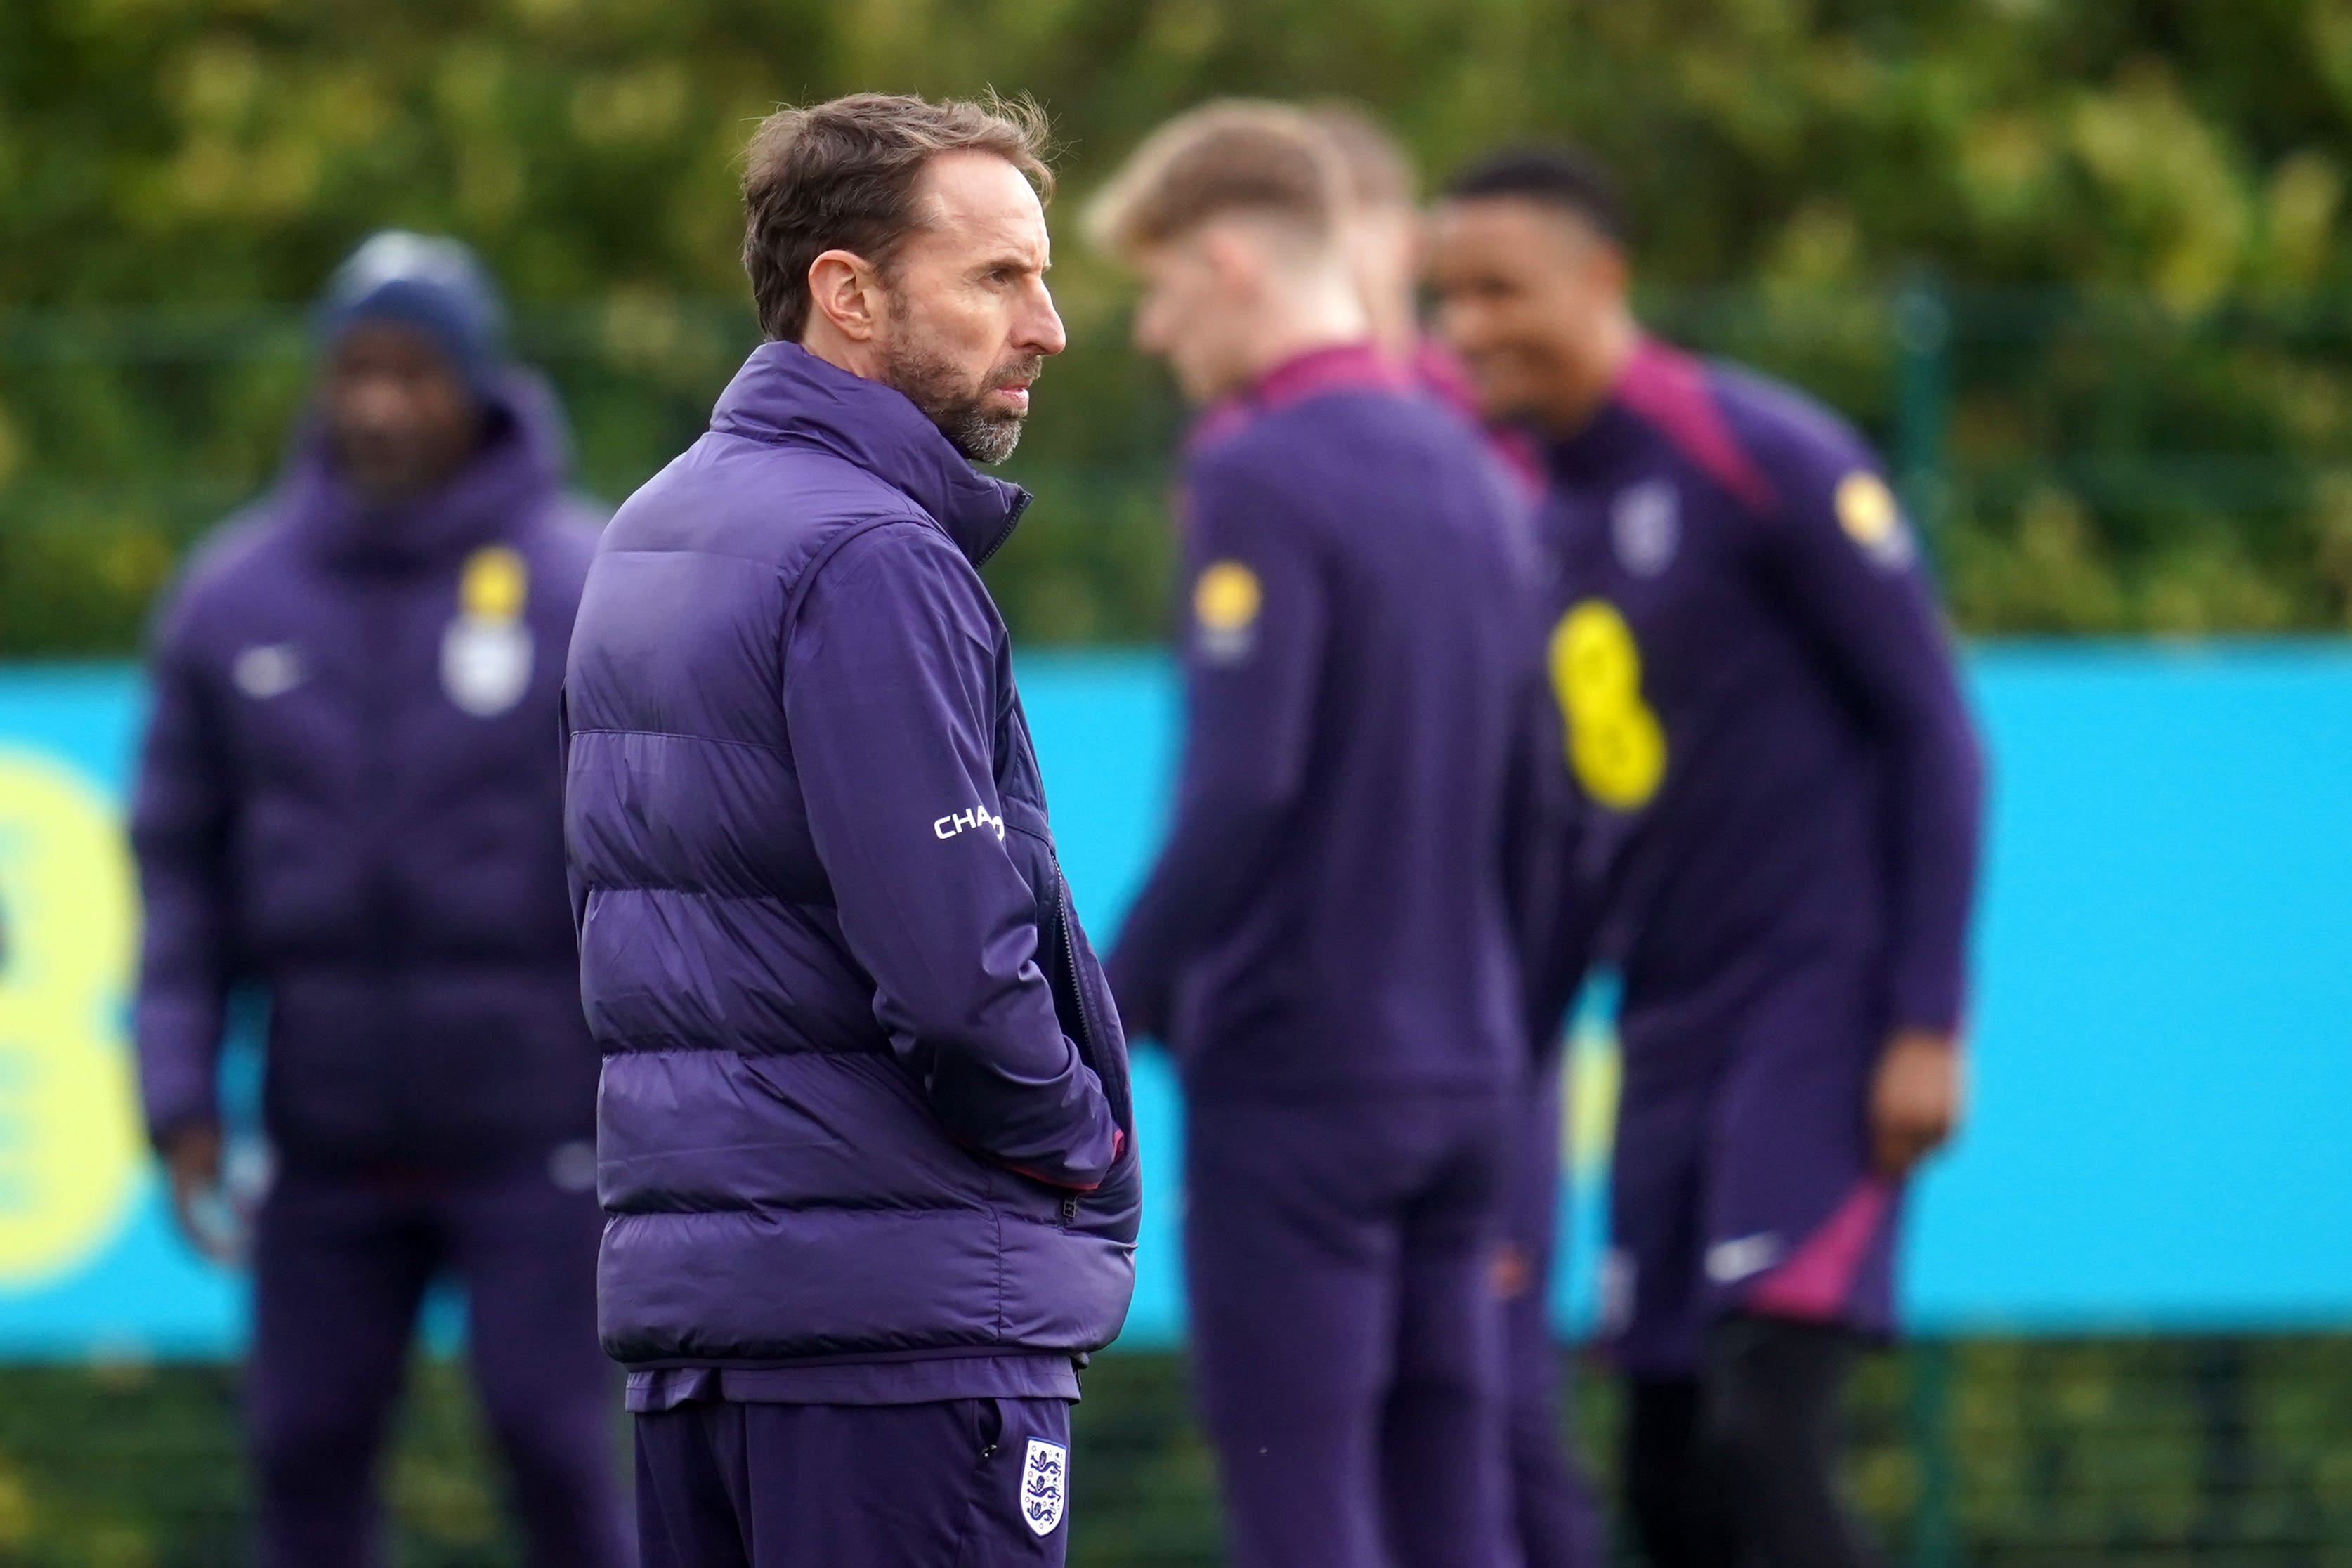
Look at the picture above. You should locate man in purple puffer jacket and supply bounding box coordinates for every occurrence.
[131,234,629,1567]
[563,94,1138,1567]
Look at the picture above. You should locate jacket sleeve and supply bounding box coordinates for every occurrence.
[1103,454,1327,1036]
[129,595,237,1145]
[782,521,1119,1191]
[1499,655,1600,1062]
[1744,431,1987,1035]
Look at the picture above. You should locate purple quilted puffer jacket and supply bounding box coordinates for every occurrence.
[563,342,1139,1377]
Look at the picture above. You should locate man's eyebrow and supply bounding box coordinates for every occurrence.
[975,247,1046,273]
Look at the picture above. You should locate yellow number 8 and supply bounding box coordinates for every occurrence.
[1550,599,1666,811]
[0,751,141,1286]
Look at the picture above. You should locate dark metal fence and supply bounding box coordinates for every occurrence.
[1,1340,2347,1564]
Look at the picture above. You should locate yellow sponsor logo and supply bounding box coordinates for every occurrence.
[1835,472,1902,551]
[1550,599,1666,811]
[1193,561,1262,635]
[459,546,529,622]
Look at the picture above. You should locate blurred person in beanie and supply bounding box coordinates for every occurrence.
[131,231,629,1568]
[1093,101,1548,1568]
[563,93,1135,1566]
[1432,148,1984,1568]
[1310,101,1606,1568]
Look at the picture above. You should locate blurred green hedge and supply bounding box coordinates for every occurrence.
[13,288,2352,655]
[11,0,2352,648]
[0,1340,2347,1565]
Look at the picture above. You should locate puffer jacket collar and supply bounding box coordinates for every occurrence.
[711,341,1031,566]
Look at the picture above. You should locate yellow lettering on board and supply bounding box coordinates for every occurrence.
[0,752,141,1286]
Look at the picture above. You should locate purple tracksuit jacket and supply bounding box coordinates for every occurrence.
[1531,338,1982,1054]
[562,342,1138,1407]
[1534,339,1984,1364]
[132,376,604,1172]
[1105,343,1550,1097]
[1106,341,1552,1568]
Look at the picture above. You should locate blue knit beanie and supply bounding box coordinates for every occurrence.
[316,231,507,398]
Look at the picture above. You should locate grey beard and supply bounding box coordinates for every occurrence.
[881,340,1028,465]
[939,399,1024,465]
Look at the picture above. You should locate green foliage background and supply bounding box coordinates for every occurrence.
[11,0,2352,648]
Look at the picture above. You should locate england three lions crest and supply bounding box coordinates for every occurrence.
[443,545,535,718]
[1019,1438,1066,1536]
[1612,479,1680,577]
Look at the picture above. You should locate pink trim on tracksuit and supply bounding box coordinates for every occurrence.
[1614,339,1779,513]
[1744,1178,1894,1321]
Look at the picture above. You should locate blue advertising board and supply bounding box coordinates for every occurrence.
[0,646,2347,1357]
[0,667,240,1355]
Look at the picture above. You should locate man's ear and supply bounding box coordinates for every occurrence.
[804,249,882,344]
[1585,240,1631,303]
[1198,223,1262,296]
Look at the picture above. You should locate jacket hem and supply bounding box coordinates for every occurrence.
[624,1350,1082,1410]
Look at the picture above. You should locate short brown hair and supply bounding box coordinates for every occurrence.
[741,91,1054,342]
[1309,102,1416,209]
[1084,100,1347,258]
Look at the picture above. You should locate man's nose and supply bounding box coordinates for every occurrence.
[1020,280,1068,358]
[343,377,410,428]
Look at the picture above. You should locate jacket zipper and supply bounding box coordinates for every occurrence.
[1053,877,1099,1064]
[974,488,1032,568]
[360,577,407,1129]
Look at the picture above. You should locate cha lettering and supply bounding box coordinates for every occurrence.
[932,804,1006,842]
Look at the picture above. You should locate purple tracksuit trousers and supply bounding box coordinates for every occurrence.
[1500,1061,1607,1568]
[1185,1093,1514,1568]
[247,1160,630,1568]
[634,1396,1074,1566]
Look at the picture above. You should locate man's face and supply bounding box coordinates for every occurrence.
[1128,226,1262,405]
[872,151,1066,464]
[322,321,481,501]
[1427,197,1624,427]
